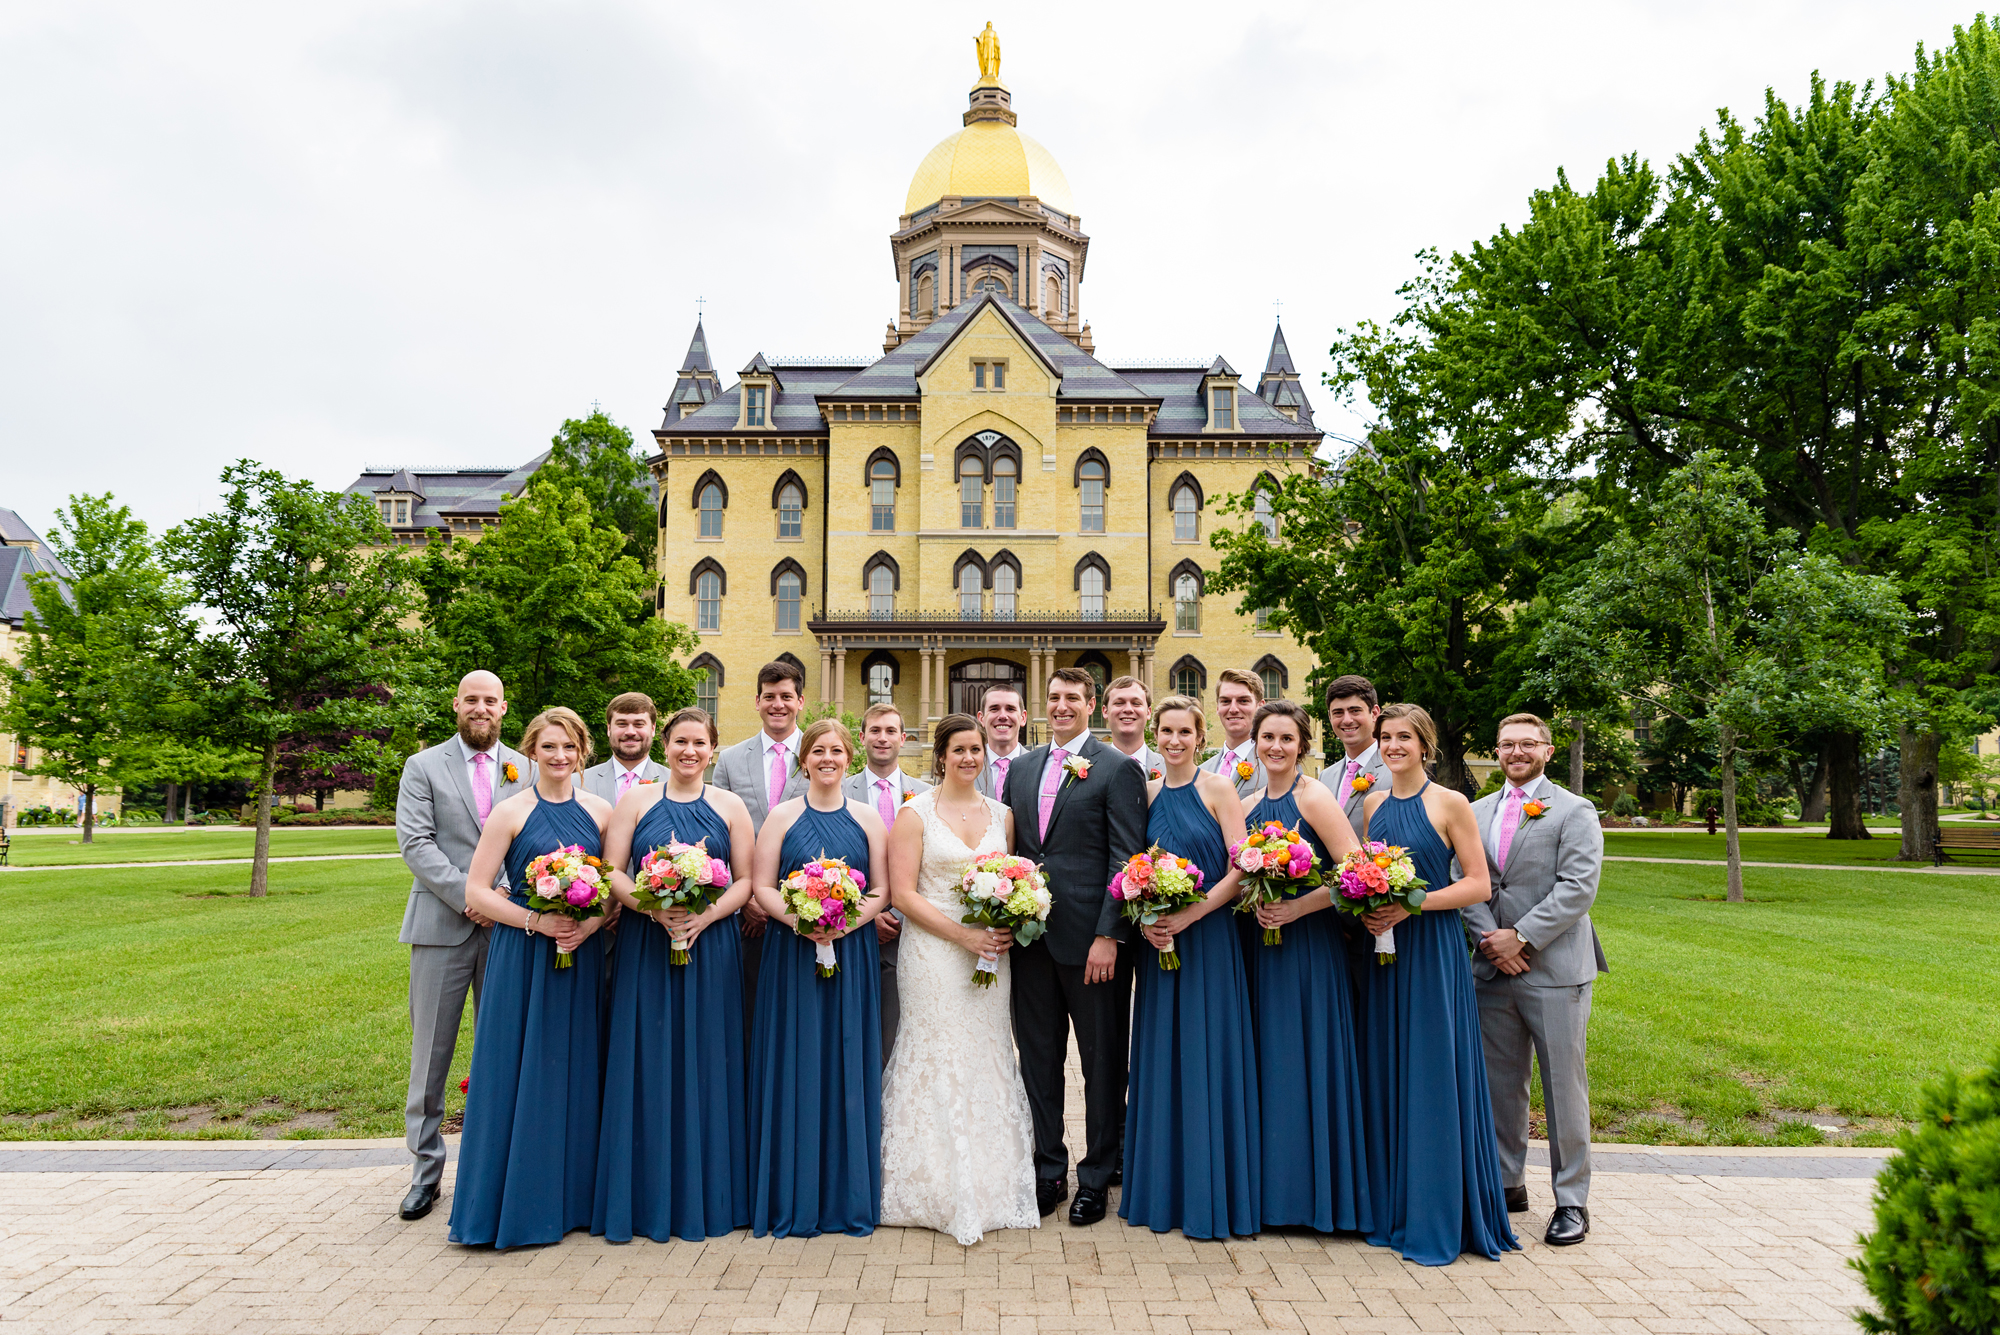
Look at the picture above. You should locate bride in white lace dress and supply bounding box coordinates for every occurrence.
[879,715,1039,1244]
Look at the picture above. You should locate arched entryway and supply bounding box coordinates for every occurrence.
[948,657,1026,717]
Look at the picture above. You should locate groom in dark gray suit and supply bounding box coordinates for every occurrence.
[394,670,531,1221]
[1003,666,1147,1226]
[1462,712,1607,1247]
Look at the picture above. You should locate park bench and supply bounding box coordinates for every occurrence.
[1933,823,2000,865]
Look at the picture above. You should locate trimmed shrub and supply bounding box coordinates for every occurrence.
[1853,1049,2000,1333]
[1610,793,1640,817]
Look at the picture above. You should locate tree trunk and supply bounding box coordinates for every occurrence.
[1568,724,1585,795]
[1719,731,1744,903]
[1825,732,1871,840]
[1796,749,1829,824]
[1897,726,1941,863]
[1435,734,1476,798]
[81,784,96,844]
[250,741,277,898]
[183,783,195,824]
[165,781,180,826]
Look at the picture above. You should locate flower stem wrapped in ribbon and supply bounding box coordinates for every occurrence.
[779,854,868,978]
[632,839,733,965]
[1108,845,1206,970]
[523,844,613,969]
[1227,821,1323,945]
[958,853,1053,987]
[1331,840,1427,964]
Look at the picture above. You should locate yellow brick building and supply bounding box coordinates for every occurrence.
[649,32,1322,751]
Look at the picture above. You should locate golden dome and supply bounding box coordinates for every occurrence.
[904,120,1076,217]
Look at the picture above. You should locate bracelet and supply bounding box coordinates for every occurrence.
[525,911,539,937]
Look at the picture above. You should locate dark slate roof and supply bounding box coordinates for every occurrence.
[343,454,548,529]
[0,543,70,627]
[1112,367,1321,437]
[1263,323,1298,377]
[0,508,42,545]
[680,317,714,372]
[831,293,1152,403]
[1206,355,1238,378]
[741,352,774,376]
[659,363,868,435]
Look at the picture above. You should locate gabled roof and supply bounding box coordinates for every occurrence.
[1205,355,1238,379]
[681,317,714,372]
[740,353,775,377]
[832,292,1151,402]
[1116,368,1322,437]
[343,453,549,527]
[0,508,42,546]
[0,542,70,627]
[658,364,863,436]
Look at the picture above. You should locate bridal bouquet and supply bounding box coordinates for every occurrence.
[958,853,1052,987]
[1228,821,1322,945]
[780,855,868,978]
[523,844,612,969]
[633,840,733,964]
[1332,841,1428,964]
[1107,846,1206,970]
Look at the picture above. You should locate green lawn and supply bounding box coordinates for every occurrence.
[4,827,399,867]
[1602,830,1919,866]
[3,856,1994,1144]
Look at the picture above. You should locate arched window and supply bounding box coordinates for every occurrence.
[696,570,721,630]
[1175,573,1201,633]
[868,661,894,705]
[1172,484,1198,543]
[775,474,804,540]
[689,653,723,718]
[776,570,801,631]
[1253,489,1276,539]
[917,272,934,317]
[699,483,724,538]
[1079,568,1105,618]
[1045,274,1061,315]
[992,455,1016,529]
[1252,654,1289,701]
[868,451,899,532]
[992,557,1017,618]
[959,563,983,618]
[868,565,895,617]
[1171,655,1206,701]
[1078,458,1105,533]
[1076,651,1113,729]
[960,456,984,528]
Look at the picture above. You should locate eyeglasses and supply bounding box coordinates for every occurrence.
[1495,742,1550,755]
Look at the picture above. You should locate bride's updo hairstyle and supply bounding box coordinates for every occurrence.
[793,716,853,773]
[519,706,594,765]
[928,713,985,784]
[1153,694,1207,745]
[1376,702,1438,767]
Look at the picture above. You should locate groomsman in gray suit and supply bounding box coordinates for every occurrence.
[843,702,931,1064]
[1320,674,1392,833]
[579,692,666,804]
[1462,711,1607,1247]
[708,660,810,1014]
[394,670,531,1221]
[973,682,1030,800]
[1102,675,1164,778]
[1198,668,1267,797]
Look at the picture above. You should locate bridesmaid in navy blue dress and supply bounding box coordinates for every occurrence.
[746,718,890,1237]
[450,707,616,1249]
[1239,700,1373,1235]
[1121,695,1260,1239]
[593,706,756,1242]
[1356,703,1518,1265]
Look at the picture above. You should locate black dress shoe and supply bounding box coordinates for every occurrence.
[1036,1178,1069,1218]
[1503,1185,1529,1213]
[1110,1164,1123,1186]
[1544,1205,1589,1245]
[1068,1185,1108,1226]
[399,1183,440,1221]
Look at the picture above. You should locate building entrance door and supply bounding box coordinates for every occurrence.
[949,658,1026,717]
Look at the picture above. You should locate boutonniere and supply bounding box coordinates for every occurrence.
[1521,798,1549,820]
[502,762,519,784]
[1349,773,1374,794]
[902,788,916,804]
[1235,760,1255,781]
[1062,755,1091,786]
[1148,767,1162,780]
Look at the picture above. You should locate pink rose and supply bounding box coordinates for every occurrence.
[708,858,730,886]
[1004,862,1027,879]
[1234,846,1262,873]
[536,874,559,896]
[850,869,866,891]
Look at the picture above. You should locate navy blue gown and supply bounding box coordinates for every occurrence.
[747,802,882,1237]
[449,789,606,1249]
[1359,782,1519,1265]
[1121,780,1261,1239]
[593,790,749,1242]
[1244,783,1372,1234]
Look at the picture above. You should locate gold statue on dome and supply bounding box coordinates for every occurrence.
[974,22,1002,85]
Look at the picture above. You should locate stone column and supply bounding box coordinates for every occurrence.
[819,644,833,703]
[1127,644,1141,683]
[1027,239,1041,315]
[931,642,947,728]
[833,645,847,710]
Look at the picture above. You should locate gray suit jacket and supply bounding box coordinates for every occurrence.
[1460,775,1608,987]
[580,757,667,805]
[844,767,931,815]
[397,736,532,947]
[711,732,810,834]
[975,746,1031,801]
[1107,741,1164,779]
[1200,743,1265,800]
[1321,744,1393,832]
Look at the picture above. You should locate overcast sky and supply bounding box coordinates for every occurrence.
[0,0,1978,541]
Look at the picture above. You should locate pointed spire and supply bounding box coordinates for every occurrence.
[1257,318,1313,427]
[680,316,713,372]
[1263,321,1297,377]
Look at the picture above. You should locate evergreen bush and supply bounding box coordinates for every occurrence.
[1854,1049,2000,1334]
[1610,793,1640,817]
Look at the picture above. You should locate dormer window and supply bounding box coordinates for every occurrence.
[973,359,1007,391]
[1209,386,1235,430]
[745,385,767,427]
[380,497,411,526]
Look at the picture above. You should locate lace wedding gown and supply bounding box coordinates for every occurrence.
[878,791,1039,1244]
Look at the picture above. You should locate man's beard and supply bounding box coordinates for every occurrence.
[459,715,501,750]
[612,738,650,763]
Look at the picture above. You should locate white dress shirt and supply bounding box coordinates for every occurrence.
[1485,778,1541,860]
[1337,742,1380,782]
[764,730,801,787]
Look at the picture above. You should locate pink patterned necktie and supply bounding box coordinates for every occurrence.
[993,755,1010,795]
[1039,748,1067,840]
[768,741,788,812]
[1344,759,1360,791]
[471,752,493,826]
[618,769,637,800]
[1497,786,1525,871]
[876,777,897,828]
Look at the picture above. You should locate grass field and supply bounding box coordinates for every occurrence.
[3,855,1994,1144]
[1602,830,1920,866]
[3,827,400,867]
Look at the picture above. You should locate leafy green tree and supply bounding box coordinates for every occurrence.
[0,496,190,842]
[1538,454,1908,900]
[538,411,658,569]
[414,474,697,751]
[164,462,434,895]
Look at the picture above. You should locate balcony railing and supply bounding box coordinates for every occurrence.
[810,607,1164,625]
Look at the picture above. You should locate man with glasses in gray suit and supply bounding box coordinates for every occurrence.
[394,670,531,1221]
[1462,711,1607,1247]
